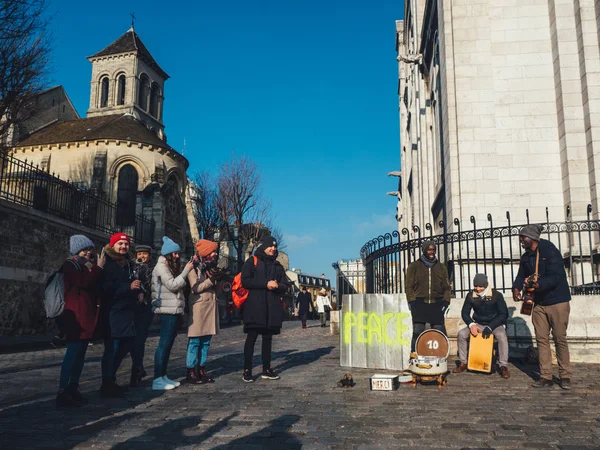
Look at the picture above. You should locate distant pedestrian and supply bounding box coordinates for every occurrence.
[241,235,289,382]
[151,237,193,391]
[297,286,311,329]
[100,232,139,398]
[186,239,224,384]
[129,244,154,387]
[316,289,332,328]
[405,240,451,352]
[56,235,104,407]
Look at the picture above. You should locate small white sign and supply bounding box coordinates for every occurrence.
[370,374,399,391]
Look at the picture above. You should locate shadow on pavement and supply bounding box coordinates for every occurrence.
[212,414,302,450]
[111,412,238,449]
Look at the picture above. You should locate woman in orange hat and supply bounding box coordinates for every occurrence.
[185,239,223,383]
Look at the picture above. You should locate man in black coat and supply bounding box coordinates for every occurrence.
[296,286,311,329]
[512,224,572,389]
[454,273,510,378]
[100,232,140,397]
[241,235,289,383]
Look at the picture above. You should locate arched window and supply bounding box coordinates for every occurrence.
[117,74,126,105]
[150,82,160,118]
[138,74,150,111]
[116,164,139,227]
[100,77,109,108]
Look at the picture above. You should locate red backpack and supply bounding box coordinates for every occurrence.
[231,256,257,308]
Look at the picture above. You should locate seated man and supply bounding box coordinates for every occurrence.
[453,273,510,379]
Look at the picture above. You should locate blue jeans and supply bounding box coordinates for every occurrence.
[154,314,179,379]
[186,335,213,368]
[59,340,89,389]
[130,304,153,370]
[101,337,134,383]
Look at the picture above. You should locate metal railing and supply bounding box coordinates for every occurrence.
[0,151,154,244]
[359,207,600,297]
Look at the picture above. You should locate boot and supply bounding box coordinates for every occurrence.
[186,367,203,384]
[67,383,88,405]
[199,366,214,383]
[130,366,142,387]
[56,389,82,408]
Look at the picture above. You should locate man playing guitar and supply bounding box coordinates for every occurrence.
[512,224,572,389]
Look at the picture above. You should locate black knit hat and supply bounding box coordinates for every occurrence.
[258,235,277,248]
[473,273,489,288]
[421,240,436,253]
[135,244,153,253]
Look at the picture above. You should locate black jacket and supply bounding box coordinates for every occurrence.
[101,249,137,338]
[461,289,508,330]
[241,252,289,334]
[297,291,312,316]
[512,239,571,306]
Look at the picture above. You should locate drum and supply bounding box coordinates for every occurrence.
[467,333,494,373]
[409,329,450,376]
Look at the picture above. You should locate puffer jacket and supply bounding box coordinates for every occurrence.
[151,256,192,315]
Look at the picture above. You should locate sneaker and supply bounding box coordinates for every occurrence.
[261,368,280,380]
[152,377,176,391]
[56,389,82,408]
[532,378,553,388]
[163,376,180,387]
[242,370,254,383]
[559,378,571,390]
[499,366,510,379]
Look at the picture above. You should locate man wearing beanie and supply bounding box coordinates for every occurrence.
[100,232,140,397]
[405,240,452,351]
[454,273,510,378]
[513,224,572,389]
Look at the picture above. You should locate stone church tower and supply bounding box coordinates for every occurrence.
[9,28,192,251]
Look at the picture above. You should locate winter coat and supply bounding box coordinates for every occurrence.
[297,291,312,316]
[241,252,289,334]
[61,258,103,341]
[133,261,153,305]
[316,295,331,313]
[187,267,219,337]
[151,256,191,315]
[101,246,137,339]
[461,288,508,330]
[512,239,571,306]
[405,259,452,304]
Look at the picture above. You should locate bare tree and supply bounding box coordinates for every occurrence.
[216,155,274,271]
[0,0,51,152]
[190,170,221,240]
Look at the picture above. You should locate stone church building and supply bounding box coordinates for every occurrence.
[396,0,600,233]
[9,28,192,250]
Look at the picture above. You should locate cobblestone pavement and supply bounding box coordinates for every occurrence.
[0,320,599,449]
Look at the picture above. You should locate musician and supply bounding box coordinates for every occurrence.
[512,224,572,389]
[405,240,451,351]
[454,274,510,378]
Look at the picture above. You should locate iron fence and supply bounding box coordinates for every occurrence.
[0,151,154,244]
[358,207,600,297]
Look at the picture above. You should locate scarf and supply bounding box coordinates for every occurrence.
[420,254,437,268]
[476,286,490,298]
[255,245,278,280]
[104,244,131,267]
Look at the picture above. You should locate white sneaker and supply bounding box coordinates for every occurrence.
[152,377,176,391]
[163,376,180,387]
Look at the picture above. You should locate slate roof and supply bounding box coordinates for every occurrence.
[15,114,175,151]
[88,29,169,80]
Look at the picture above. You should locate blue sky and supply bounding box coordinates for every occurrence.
[46,0,404,284]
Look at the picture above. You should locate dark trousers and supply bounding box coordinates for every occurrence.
[411,323,447,352]
[301,314,307,328]
[154,314,179,379]
[59,340,89,389]
[130,305,153,370]
[244,330,273,371]
[101,337,134,383]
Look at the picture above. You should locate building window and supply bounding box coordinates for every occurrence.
[138,74,150,111]
[150,82,160,118]
[100,77,109,108]
[116,164,139,227]
[117,74,126,105]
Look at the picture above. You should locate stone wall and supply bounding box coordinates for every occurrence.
[0,200,109,335]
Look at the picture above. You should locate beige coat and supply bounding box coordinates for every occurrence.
[187,268,219,337]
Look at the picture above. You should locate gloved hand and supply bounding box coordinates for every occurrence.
[441,302,450,314]
[482,326,492,339]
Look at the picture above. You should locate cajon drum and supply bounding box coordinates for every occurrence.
[467,333,494,373]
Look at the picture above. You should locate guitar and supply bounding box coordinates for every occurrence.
[519,250,539,316]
